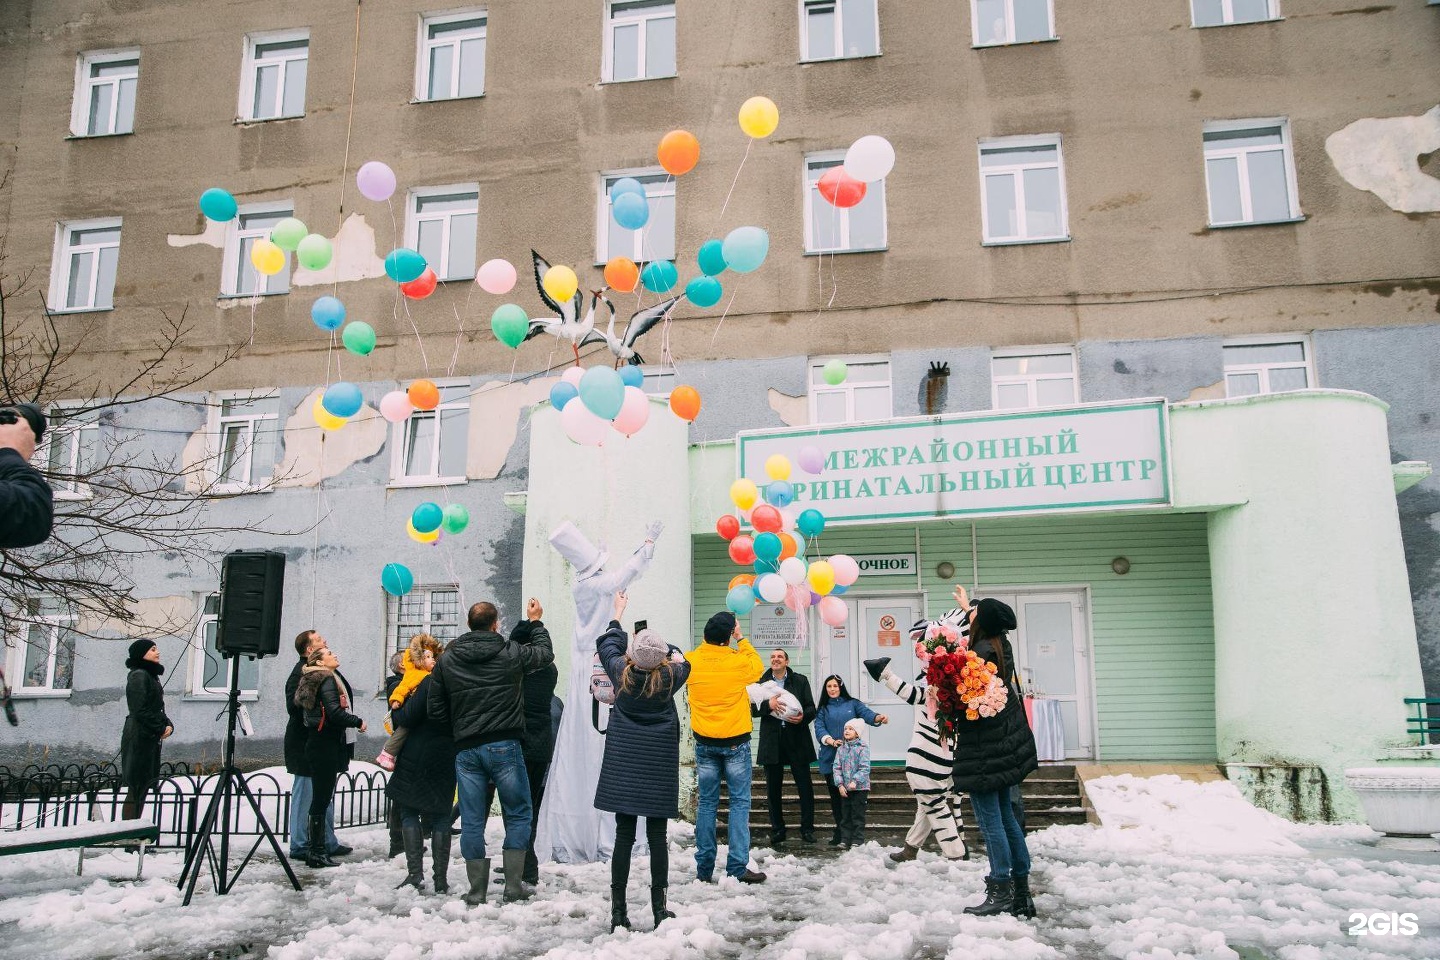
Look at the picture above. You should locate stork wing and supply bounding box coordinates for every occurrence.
[531,249,582,322]
[579,328,617,351]
[621,295,683,348]
[523,317,558,343]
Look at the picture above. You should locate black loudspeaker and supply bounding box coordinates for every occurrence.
[216,551,286,658]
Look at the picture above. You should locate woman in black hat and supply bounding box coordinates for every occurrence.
[120,639,172,820]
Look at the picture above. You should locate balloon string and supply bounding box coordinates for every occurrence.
[709,288,739,347]
[712,137,753,236]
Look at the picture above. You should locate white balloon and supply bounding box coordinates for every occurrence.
[779,556,808,585]
[843,135,896,183]
[562,366,586,389]
[561,399,608,446]
[757,573,787,603]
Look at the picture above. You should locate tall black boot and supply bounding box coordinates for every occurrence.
[963,877,1015,916]
[306,815,339,868]
[1010,873,1037,918]
[650,885,675,928]
[431,830,452,894]
[610,883,631,931]
[395,823,424,889]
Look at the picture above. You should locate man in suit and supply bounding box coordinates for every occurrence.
[754,649,818,845]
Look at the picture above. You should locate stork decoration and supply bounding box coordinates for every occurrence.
[523,251,682,368]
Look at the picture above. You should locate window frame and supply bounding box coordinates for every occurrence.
[386,585,463,672]
[978,134,1069,245]
[415,9,489,102]
[639,366,677,397]
[1222,334,1315,398]
[49,217,122,314]
[221,202,294,298]
[808,354,893,425]
[41,405,102,501]
[405,183,480,282]
[602,0,677,83]
[1191,0,1281,28]
[1202,118,1302,228]
[596,168,677,264]
[803,150,888,254]
[207,390,281,493]
[990,345,1079,410]
[239,28,310,122]
[970,0,1057,47]
[389,379,471,487]
[798,0,881,62]
[187,594,260,700]
[70,48,140,137]
[5,597,77,698]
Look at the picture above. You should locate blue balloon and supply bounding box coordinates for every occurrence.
[726,585,757,615]
[199,188,237,222]
[612,191,649,230]
[685,275,723,308]
[752,558,778,575]
[311,296,346,331]
[384,248,427,283]
[753,532,782,562]
[797,508,826,538]
[764,480,795,508]
[641,260,678,293]
[381,563,414,597]
[752,582,766,600]
[832,584,848,596]
[411,502,443,534]
[549,381,578,410]
[579,366,625,420]
[619,366,644,389]
[321,381,363,418]
[697,239,728,277]
[609,177,646,201]
[721,226,769,274]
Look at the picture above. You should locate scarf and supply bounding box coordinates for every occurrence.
[294,664,342,711]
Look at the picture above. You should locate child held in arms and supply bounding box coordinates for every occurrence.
[834,718,872,849]
[375,634,440,770]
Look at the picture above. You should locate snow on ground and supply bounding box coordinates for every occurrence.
[0,775,1436,960]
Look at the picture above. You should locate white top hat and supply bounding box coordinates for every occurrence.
[549,520,608,580]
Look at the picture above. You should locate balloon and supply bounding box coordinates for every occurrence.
[542,265,579,304]
[475,258,516,294]
[561,399,609,446]
[753,532,782,562]
[250,238,285,276]
[407,518,440,543]
[797,508,826,538]
[408,379,440,411]
[609,177,646,201]
[312,398,346,431]
[199,188,237,222]
[757,573,786,603]
[619,365,644,389]
[752,558,778,577]
[808,559,836,595]
[697,239,728,277]
[832,584,848,595]
[604,257,640,293]
[751,503,782,533]
[764,455,792,481]
[669,385,701,422]
[549,381,578,411]
[798,445,825,474]
[738,96,780,138]
[384,248,427,283]
[612,191,649,230]
[400,267,438,299]
[726,585,757,616]
[379,390,414,423]
[310,296,346,331]
[380,562,414,597]
[721,226,769,274]
[341,321,376,355]
[785,585,814,611]
[640,260,678,293]
[685,275,722,308]
[490,303,529,348]
[322,381,363,418]
[561,366,586,389]
[819,595,848,626]
[764,480,795,507]
[730,478,759,510]
[270,217,307,251]
[823,359,848,385]
[728,573,755,590]
[296,234,333,271]
[657,129,700,175]
[611,386,650,437]
[818,166,867,208]
[579,366,625,420]
[442,503,470,534]
[356,161,397,202]
[778,532,798,560]
[779,556,807,585]
[728,535,756,565]
[716,515,740,541]
[844,134,896,183]
[411,502,444,534]
[831,554,860,587]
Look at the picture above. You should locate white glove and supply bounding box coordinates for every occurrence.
[645,520,664,542]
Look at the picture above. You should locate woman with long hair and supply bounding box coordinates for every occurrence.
[119,639,172,820]
[294,646,367,869]
[593,590,691,932]
[814,674,888,846]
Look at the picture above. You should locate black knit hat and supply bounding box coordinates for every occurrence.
[125,638,157,669]
[971,598,1017,638]
[704,611,737,644]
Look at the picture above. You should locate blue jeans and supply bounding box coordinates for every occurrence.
[694,740,752,880]
[289,775,339,856]
[969,787,1031,881]
[455,740,532,861]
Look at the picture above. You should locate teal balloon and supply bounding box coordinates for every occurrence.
[322,381,363,418]
[490,303,529,348]
[797,509,826,538]
[341,321,376,355]
[442,504,470,534]
[764,480,795,507]
[411,502,443,534]
[384,248,427,283]
[612,191,649,230]
[726,585,757,615]
[685,275,722,308]
[381,563,414,597]
[721,226,769,274]
[579,365,625,420]
[199,188,237,222]
[753,532,782,562]
[296,234,333,271]
[619,366,644,388]
[697,239,728,277]
[549,381,578,410]
[831,584,848,595]
[640,260,678,293]
[752,558,778,575]
[610,177,646,200]
[311,296,346,331]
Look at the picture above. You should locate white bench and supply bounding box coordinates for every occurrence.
[0,819,160,879]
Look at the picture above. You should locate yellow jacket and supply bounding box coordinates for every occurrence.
[388,650,432,709]
[685,638,763,741]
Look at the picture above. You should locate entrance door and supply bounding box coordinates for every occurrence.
[848,596,923,762]
[987,590,1094,759]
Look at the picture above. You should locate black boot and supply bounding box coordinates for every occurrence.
[963,877,1015,916]
[610,884,631,931]
[396,823,424,890]
[306,816,339,868]
[650,885,675,928]
[522,846,540,886]
[464,859,489,906]
[1010,873,1037,918]
[502,848,534,902]
[431,830,452,894]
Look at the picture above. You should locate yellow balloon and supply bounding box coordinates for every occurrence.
[407,518,440,543]
[730,478,759,511]
[542,265,579,304]
[250,238,286,276]
[764,454,792,481]
[807,559,835,595]
[312,398,347,431]
[738,96,779,139]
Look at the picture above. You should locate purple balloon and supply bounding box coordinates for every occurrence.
[356,161,397,202]
[798,445,825,474]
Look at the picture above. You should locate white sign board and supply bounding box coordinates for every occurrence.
[850,553,917,577]
[750,603,802,648]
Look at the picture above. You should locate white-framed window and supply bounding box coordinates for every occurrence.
[640,367,677,397]
[416,10,487,101]
[971,0,1055,46]
[391,381,470,485]
[1203,119,1300,227]
[42,406,101,500]
[597,170,676,263]
[71,49,139,137]
[49,218,121,313]
[5,597,77,697]
[603,0,676,83]
[388,586,463,661]
[407,185,479,282]
[979,136,1068,244]
[804,151,887,253]
[1223,336,1313,397]
[240,30,309,121]
[209,391,280,491]
[809,356,892,424]
[222,204,293,297]
[1191,0,1279,27]
[189,594,259,697]
[800,0,879,61]
[991,347,1078,410]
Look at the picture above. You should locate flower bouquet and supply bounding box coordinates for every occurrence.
[912,613,1009,744]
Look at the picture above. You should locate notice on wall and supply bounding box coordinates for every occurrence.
[877,614,902,647]
[750,603,802,648]
[1036,643,1056,659]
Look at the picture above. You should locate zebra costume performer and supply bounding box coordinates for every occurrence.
[863,607,970,862]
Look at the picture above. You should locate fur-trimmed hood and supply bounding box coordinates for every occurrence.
[294,664,333,711]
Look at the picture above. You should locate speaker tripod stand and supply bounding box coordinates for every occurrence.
[178,654,301,905]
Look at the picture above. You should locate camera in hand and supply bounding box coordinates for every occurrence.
[0,401,46,443]
[633,620,648,634]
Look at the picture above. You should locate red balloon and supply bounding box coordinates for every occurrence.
[400,267,438,299]
[716,515,740,541]
[728,535,756,565]
[818,167,867,209]
[751,504,783,533]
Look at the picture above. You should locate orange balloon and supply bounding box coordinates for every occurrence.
[604,257,640,293]
[728,574,756,590]
[657,129,700,176]
[669,385,701,422]
[778,532,797,560]
[408,379,440,411]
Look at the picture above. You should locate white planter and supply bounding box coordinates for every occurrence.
[1344,767,1440,837]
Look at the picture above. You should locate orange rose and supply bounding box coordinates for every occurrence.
[965,709,979,720]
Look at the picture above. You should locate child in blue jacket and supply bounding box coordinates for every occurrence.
[834,718,872,848]
[814,675,888,845]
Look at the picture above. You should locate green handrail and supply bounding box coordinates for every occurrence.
[1403,697,1440,746]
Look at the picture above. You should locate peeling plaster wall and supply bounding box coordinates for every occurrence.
[274,388,387,486]
[892,347,992,417]
[1326,106,1440,214]
[1078,338,1224,403]
[681,357,807,443]
[467,377,557,480]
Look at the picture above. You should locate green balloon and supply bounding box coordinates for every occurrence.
[442,504,470,534]
[491,303,529,349]
[341,321,376,355]
[270,217,308,252]
[823,359,848,386]
[296,233,333,271]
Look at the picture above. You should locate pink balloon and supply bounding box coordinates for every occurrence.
[784,584,813,610]
[612,386,650,437]
[831,554,860,587]
[562,366,586,389]
[819,595,848,626]
[561,397,608,446]
[798,445,825,474]
[356,161,396,202]
[379,390,414,423]
[476,258,516,295]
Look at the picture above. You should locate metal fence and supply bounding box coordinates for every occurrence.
[0,762,390,851]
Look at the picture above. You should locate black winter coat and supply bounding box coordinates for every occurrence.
[294,667,364,773]
[513,621,560,765]
[753,668,818,766]
[385,674,457,816]
[429,621,554,751]
[120,663,171,793]
[285,661,356,774]
[593,622,690,818]
[950,635,1037,794]
[0,447,54,549]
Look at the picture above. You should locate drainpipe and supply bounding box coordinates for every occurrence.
[925,362,949,416]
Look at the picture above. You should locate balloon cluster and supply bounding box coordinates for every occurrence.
[714,449,859,628]
[200,188,336,275]
[816,135,896,210]
[547,365,702,446]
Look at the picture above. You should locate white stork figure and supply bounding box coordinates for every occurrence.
[580,293,684,367]
[522,250,602,363]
